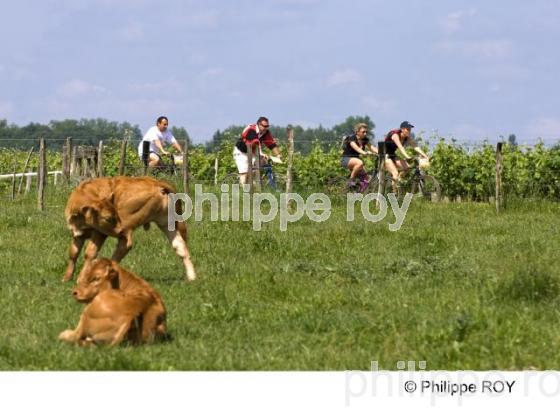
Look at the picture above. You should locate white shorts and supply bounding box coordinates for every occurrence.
[233,146,256,174]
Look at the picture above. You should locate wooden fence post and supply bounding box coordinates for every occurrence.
[25,175,32,194]
[82,148,90,177]
[142,141,150,176]
[17,147,34,196]
[118,136,128,176]
[11,160,17,200]
[214,157,219,185]
[182,138,189,193]
[97,140,104,177]
[286,126,294,193]
[37,137,47,211]
[63,137,72,182]
[377,142,386,200]
[496,142,503,213]
[254,143,261,192]
[70,145,78,178]
[246,143,253,193]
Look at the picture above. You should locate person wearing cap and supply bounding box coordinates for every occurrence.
[384,121,429,184]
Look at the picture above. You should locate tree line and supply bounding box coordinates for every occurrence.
[0,118,192,151]
[0,115,376,154]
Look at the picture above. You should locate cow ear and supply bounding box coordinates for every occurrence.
[81,205,97,220]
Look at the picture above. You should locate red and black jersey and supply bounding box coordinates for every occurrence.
[385,129,408,157]
[235,124,277,153]
[384,129,408,143]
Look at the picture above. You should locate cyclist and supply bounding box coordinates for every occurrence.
[233,116,282,184]
[137,116,184,168]
[384,121,429,184]
[340,123,378,188]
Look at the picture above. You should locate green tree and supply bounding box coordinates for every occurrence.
[170,126,192,148]
[508,134,518,147]
[331,115,376,138]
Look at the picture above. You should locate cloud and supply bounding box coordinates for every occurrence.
[361,95,397,113]
[117,22,144,42]
[326,69,363,87]
[202,67,224,77]
[475,64,529,81]
[439,9,477,34]
[433,39,513,59]
[128,78,184,94]
[171,10,220,30]
[57,79,107,98]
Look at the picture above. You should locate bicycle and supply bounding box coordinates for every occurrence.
[222,157,286,191]
[326,156,441,201]
[325,155,392,196]
[396,157,442,201]
[149,153,180,177]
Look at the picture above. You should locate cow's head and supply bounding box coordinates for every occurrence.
[73,258,120,303]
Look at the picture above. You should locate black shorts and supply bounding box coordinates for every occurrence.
[340,156,358,168]
[142,151,162,163]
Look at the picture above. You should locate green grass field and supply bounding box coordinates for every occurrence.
[1,185,559,370]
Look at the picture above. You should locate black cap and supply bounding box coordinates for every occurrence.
[400,121,414,130]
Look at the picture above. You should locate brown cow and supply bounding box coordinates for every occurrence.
[59,290,160,346]
[59,258,167,346]
[63,176,195,282]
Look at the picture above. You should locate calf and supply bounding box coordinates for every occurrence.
[63,176,195,282]
[60,259,167,346]
[59,290,161,347]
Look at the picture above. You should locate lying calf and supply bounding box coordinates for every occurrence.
[59,258,167,346]
[59,290,160,346]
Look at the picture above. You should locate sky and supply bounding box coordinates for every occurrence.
[0,0,559,144]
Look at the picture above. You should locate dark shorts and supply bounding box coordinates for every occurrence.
[385,141,397,158]
[386,154,397,163]
[340,156,356,168]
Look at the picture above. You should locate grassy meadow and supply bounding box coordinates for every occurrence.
[1,184,559,370]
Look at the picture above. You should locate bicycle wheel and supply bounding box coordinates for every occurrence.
[262,173,286,192]
[366,174,396,195]
[221,173,241,185]
[411,175,442,201]
[324,176,355,196]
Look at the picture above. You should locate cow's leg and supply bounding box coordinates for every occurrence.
[141,306,166,343]
[59,312,87,345]
[108,320,133,347]
[77,231,107,279]
[111,231,133,262]
[63,235,87,282]
[157,222,196,281]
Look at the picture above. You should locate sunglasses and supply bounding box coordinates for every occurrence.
[260,124,270,129]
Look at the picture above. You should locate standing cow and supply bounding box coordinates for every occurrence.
[63,176,195,282]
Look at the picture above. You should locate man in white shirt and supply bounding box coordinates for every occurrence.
[138,116,184,167]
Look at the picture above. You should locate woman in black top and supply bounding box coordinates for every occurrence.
[384,121,429,184]
[340,123,378,185]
